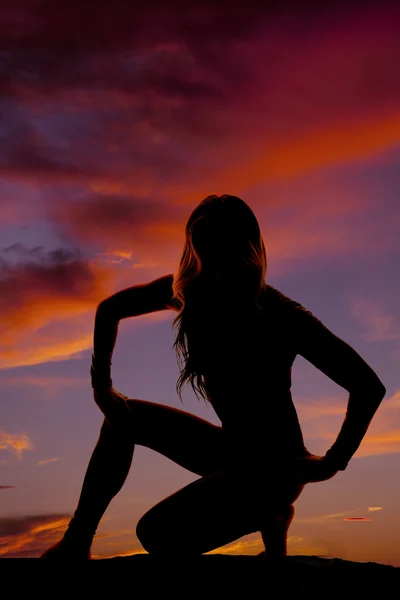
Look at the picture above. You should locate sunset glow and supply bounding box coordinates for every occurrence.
[0,0,399,566]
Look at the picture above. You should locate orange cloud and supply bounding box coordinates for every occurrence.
[355,430,400,458]
[348,390,400,458]
[207,532,328,557]
[344,518,372,522]
[1,374,86,398]
[90,528,148,559]
[0,514,70,557]
[0,430,34,458]
[50,193,185,250]
[35,457,58,467]
[296,397,346,422]
[296,511,355,524]
[0,246,115,368]
[295,390,400,459]
[1,331,94,370]
[93,548,147,559]
[0,240,178,369]
[3,179,381,371]
[207,535,264,556]
[368,507,383,512]
[1,3,400,376]
[229,113,400,186]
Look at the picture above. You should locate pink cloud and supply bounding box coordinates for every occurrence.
[350,299,400,342]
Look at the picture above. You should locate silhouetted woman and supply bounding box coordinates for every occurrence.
[41,194,386,561]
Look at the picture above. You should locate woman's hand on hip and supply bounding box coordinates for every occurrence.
[289,454,339,485]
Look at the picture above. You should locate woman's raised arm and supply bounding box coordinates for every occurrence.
[90,273,175,389]
[98,273,175,320]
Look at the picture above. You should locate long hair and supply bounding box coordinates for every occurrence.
[171,194,267,403]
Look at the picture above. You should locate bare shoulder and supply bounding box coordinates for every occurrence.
[101,273,178,319]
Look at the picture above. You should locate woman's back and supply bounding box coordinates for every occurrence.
[168,276,312,464]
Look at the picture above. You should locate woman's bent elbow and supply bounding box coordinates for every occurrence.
[371,378,386,400]
[356,377,386,401]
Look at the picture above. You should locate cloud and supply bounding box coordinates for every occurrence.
[350,299,400,342]
[1,0,400,374]
[35,457,58,467]
[49,192,187,256]
[296,397,346,421]
[297,508,381,525]
[93,548,147,559]
[0,245,112,320]
[1,0,400,192]
[296,389,400,459]
[91,535,147,559]
[79,525,148,559]
[0,486,15,489]
[206,531,329,557]
[0,514,70,557]
[0,244,115,368]
[207,535,264,556]
[0,516,156,559]
[368,507,383,512]
[296,511,353,524]
[0,430,34,458]
[1,374,86,399]
[354,430,400,458]
[342,390,400,459]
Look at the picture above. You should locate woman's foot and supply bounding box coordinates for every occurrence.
[39,517,95,560]
[40,538,91,560]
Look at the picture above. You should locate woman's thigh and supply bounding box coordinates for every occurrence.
[136,462,306,556]
[136,468,263,556]
[125,398,226,477]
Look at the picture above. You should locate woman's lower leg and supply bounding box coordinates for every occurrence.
[74,419,135,527]
[260,504,295,561]
[42,418,135,557]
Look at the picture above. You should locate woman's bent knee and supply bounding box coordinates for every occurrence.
[136,514,151,553]
[98,411,135,448]
[136,511,170,555]
[136,504,196,556]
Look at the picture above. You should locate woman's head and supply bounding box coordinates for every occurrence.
[172,194,267,401]
[173,194,267,301]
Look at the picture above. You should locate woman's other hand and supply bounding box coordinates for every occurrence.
[93,386,131,430]
[289,453,339,485]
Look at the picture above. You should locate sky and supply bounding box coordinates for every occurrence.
[0,0,400,564]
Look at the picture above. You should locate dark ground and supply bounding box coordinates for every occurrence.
[1,554,399,596]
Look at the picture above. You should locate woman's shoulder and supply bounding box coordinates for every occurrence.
[265,284,327,335]
[264,283,302,310]
[263,284,313,322]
